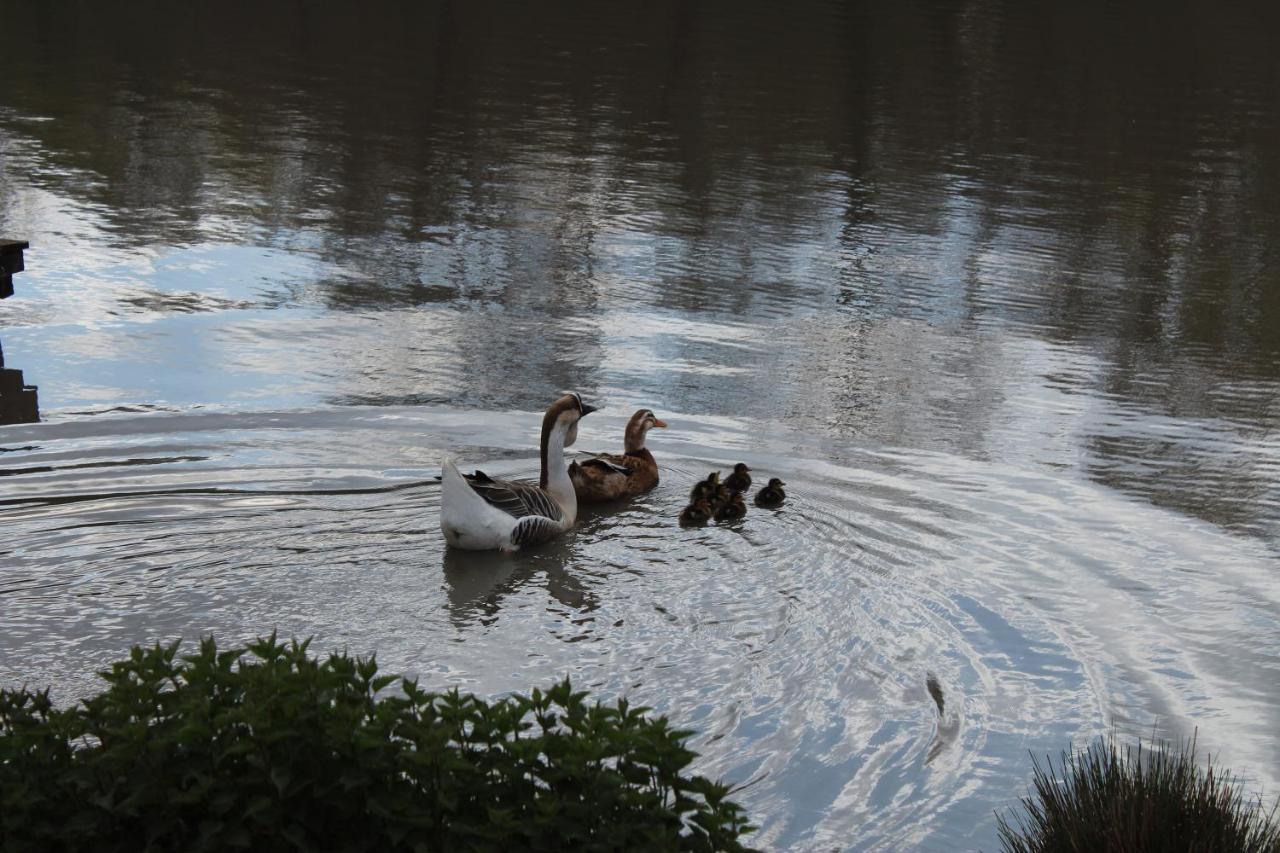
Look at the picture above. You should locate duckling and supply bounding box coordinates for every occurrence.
[690,471,721,503]
[754,478,786,508]
[714,492,747,522]
[724,462,752,493]
[679,499,714,526]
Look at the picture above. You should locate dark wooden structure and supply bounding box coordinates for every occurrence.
[0,239,27,299]
[0,240,40,424]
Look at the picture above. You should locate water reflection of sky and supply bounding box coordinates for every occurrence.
[3,9,1279,850]
[1,1,1278,545]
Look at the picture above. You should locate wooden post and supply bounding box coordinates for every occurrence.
[0,239,40,424]
[0,240,28,300]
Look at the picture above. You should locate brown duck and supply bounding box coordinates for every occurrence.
[568,408,667,502]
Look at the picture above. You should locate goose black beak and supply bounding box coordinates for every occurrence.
[580,403,598,417]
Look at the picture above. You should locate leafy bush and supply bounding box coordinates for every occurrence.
[998,736,1280,853]
[0,635,754,852]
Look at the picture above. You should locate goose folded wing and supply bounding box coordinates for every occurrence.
[464,472,564,521]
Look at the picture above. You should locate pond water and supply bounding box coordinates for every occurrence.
[1,2,1278,850]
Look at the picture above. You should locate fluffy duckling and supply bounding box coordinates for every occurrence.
[679,499,714,526]
[724,463,752,493]
[569,409,668,502]
[754,478,787,508]
[714,492,747,522]
[690,471,721,503]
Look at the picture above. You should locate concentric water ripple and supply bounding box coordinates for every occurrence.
[3,4,1279,848]
[2,407,1276,851]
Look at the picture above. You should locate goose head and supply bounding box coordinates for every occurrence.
[540,392,597,487]
[564,392,598,448]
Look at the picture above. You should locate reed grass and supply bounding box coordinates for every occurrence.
[998,735,1280,853]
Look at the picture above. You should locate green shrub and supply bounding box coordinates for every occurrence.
[998,736,1280,853]
[0,635,754,852]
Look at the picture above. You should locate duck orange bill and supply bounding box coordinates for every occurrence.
[652,419,668,428]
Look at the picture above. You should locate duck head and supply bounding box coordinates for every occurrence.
[624,408,668,452]
[767,477,786,488]
[732,463,751,476]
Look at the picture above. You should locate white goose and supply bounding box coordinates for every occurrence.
[440,393,597,552]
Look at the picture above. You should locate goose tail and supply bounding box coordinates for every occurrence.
[440,456,510,550]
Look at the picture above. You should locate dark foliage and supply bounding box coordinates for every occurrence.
[998,736,1280,853]
[0,635,754,852]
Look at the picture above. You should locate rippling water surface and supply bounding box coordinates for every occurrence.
[2,2,1279,849]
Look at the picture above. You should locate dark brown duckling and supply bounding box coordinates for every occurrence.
[679,499,714,526]
[724,462,752,493]
[690,471,721,503]
[714,492,747,522]
[754,478,786,508]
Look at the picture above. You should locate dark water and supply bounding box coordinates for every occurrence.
[2,2,1278,849]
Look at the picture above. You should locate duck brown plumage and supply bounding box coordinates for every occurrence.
[724,463,752,493]
[754,477,786,507]
[568,409,667,502]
